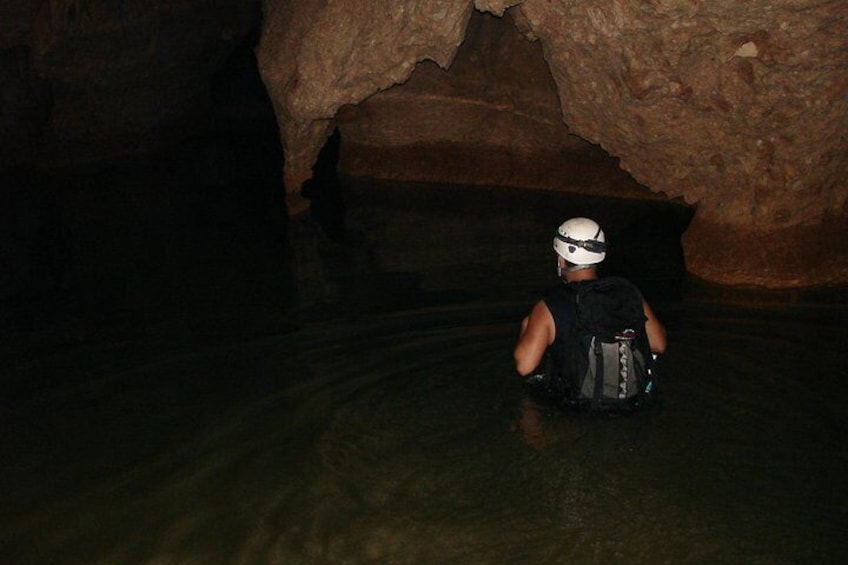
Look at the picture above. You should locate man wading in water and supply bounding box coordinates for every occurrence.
[513,217,667,446]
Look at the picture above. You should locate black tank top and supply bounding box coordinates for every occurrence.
[543,283,579,376]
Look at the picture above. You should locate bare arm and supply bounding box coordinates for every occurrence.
[642,299,667,355]
[513,301,556,377]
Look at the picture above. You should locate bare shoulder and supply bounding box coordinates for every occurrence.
[531,299,553,320]
[514,299,556,376]
[527,300,555,342]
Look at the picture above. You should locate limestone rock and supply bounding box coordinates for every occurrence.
[258,0,847,288]
[257,0,475,193]
[336,11,636,196]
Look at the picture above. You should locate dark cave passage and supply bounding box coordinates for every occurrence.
[1,29,696,350]
[2,23,847,565]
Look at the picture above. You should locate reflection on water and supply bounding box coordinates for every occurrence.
[2,160,847,564]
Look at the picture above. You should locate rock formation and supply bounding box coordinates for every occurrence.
[257,0,848,288]
[3,1,845,289]
[335,11,645,200]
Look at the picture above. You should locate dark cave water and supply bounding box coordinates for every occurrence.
[2,153,847,564]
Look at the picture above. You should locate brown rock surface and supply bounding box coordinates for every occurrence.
[258,0,847,288]
[257,0,476,214]
[335,12,658,200]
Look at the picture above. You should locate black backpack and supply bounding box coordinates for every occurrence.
[546,277,656,412]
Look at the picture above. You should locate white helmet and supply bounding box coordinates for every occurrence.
[553,217,606,265]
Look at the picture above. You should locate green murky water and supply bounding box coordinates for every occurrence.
[2,160,846,564]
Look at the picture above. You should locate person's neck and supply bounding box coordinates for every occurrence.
[564,268,598,283]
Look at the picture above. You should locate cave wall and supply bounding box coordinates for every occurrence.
[257,0,476,215]
[336,11,614,194]
[0,0,259,169]
[257,0,848,288]
[3,1,845,289]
